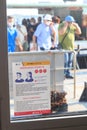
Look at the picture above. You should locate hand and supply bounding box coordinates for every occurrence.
[52,42,55,48]
[18,44,23,51]
[72,22,81,34]
[64,21,69,27]
[30,43,37,51]
[72,22,79,28]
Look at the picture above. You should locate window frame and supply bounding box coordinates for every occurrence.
[1,0,87,130]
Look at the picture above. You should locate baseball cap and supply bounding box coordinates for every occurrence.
[43,14,52,21]
[65,15,75,22]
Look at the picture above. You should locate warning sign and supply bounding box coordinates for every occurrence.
[12,61,51,116]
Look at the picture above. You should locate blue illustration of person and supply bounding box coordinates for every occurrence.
[15,72,24,83]
[25,72,33,82]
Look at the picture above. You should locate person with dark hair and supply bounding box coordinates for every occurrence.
[52,16,61,47]
[25,72,33,82]
[35,16,42,28]
[27,17,37,50]
[22,18,28,29]
[16,20,28,51]
[15,72,24,83]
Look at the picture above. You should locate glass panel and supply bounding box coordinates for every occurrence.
[6,0,87,122]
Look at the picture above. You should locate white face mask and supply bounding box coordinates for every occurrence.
[30,22,34,25]
[8,22,14,28]
[45,21,51,26]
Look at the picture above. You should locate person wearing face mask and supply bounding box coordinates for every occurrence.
[32,14,56,51]
[58,15,81,79]
[27,17,37,50]
[7,16,23,52]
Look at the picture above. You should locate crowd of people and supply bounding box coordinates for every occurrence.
[7,14,81,79]
[7,14,61,52]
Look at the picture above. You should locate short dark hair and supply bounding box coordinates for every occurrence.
[7,16,13,20]
[52,16,60,23]
[16,72,22,75]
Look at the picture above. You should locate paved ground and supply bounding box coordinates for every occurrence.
[64,69,87,112]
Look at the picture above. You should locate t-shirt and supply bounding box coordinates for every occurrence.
[53,23,59,46]
[7,27,17,52]
[17,25,27,45]
[58,22,76,50]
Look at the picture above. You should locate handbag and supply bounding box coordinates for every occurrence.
[57,43,62,49]
[57,28,70,49]
[23,41,29,51]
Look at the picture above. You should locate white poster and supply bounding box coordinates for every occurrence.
[12,61,51,116]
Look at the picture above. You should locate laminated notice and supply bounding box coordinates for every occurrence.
[12,61,51,116]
